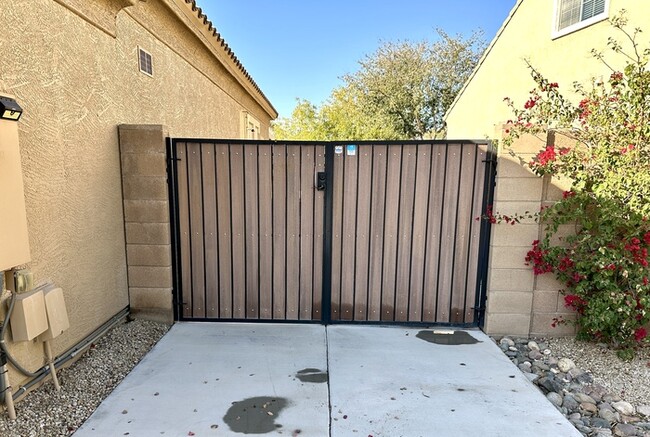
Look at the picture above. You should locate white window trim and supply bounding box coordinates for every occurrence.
[551,0,610,40]
[241,111,261,139]
[138,46,154,77]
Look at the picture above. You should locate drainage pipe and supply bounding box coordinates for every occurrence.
[2,306,129,403]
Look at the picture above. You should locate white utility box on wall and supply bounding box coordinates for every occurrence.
[38,286,70,340]
[10,288,48,341]
[0,116,31,271]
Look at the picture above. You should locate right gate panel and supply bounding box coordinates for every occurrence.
[330,142,489,324]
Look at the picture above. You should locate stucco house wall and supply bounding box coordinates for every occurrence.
[446,0,650,139]
[0,0,276,395]
[445,0,650,337]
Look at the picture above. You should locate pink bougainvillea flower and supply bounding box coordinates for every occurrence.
[634,327,647,342]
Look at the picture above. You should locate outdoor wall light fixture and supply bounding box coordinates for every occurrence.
[0,96,23,121]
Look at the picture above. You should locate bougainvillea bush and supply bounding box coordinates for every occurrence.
[498,13,650,357]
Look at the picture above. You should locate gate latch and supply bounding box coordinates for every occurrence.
[315,171,326,191]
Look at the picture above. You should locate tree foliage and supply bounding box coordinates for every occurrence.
[273,29,486,140]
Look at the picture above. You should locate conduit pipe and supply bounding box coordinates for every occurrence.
[1,305,129,408]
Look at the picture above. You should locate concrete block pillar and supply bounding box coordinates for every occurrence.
[484,127,577,337]
[118,125,173,323]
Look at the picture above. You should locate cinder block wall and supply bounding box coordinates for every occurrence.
[118,125,173,323]
[484,127,576,337]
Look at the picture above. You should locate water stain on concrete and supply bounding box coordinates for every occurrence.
[223,396,288,434]
[416,330,480,345]
[295,368,328,383]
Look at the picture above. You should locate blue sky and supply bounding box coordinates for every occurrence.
[199,1,517,118]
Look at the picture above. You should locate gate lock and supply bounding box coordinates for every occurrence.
[315,171,326,191]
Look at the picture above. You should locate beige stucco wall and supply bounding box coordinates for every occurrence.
[445,0,650,139]
[0,0,274,392]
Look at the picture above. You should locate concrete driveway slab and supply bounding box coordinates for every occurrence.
[74,323,581,436]
[327,325,581,437]
[74,323,329,436]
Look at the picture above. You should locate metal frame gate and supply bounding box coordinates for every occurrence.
[167,139,496,327]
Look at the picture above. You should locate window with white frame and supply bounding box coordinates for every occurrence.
[553,0,608,38]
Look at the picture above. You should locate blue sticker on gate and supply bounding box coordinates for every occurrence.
[346,144,357,156]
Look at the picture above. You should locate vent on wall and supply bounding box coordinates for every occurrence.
[138,47,153,76]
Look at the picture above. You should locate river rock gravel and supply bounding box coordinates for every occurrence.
[496,335,650,437]
[0,318,169,436]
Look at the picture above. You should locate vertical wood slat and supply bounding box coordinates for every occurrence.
[381,144,402,321]
[330,152,344,320]
[188,145,206,318]
[299,146,315,320]
[354,146,372,321]
[285,146,301,320]
[395,145,417,322]
[449,144,477,323]
[436,144,462,323]
[312,146,325,319]
[216,144,233,318]
[340,148,358,321]
[244,145,259,319]
[230,144,246,319]
[423,146,447,322]
[408,144,432,321]
[201,143,219,318]
[464,145,488,323]
[272,145,287,319]
[258,144,273,320]
[176,143,193,318]
[367,146,387,321]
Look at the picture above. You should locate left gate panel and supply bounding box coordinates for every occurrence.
[173,141,325,321]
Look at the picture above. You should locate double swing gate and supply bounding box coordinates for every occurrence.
[168,139,496,326]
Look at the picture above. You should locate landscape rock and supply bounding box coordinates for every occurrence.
[592,417,613,429]
[527,340,540,351]
[614,401,636,416]
[494,335,650,437]
[638,406,650,417]
[547,392,563,408]
[574,393,598,404]
[600,409,619,423]
[558,357,576,373]
[563,394,579,411]
[614,423,640,437]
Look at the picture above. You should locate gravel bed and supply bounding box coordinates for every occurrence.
[496,335,650,437]
[0,319,169,437]
[546,337,650,407]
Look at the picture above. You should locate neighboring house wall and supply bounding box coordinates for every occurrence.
[446,0,650,337]
[445,0,650,139]
[0,0,275,393]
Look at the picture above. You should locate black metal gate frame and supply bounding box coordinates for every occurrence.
[166,139,496,328]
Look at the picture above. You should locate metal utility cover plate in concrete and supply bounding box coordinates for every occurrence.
[327,325,581,437]
[74,323,329,436]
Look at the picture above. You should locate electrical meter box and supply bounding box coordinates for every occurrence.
[10,288,48,341]
[38,286,70,341]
